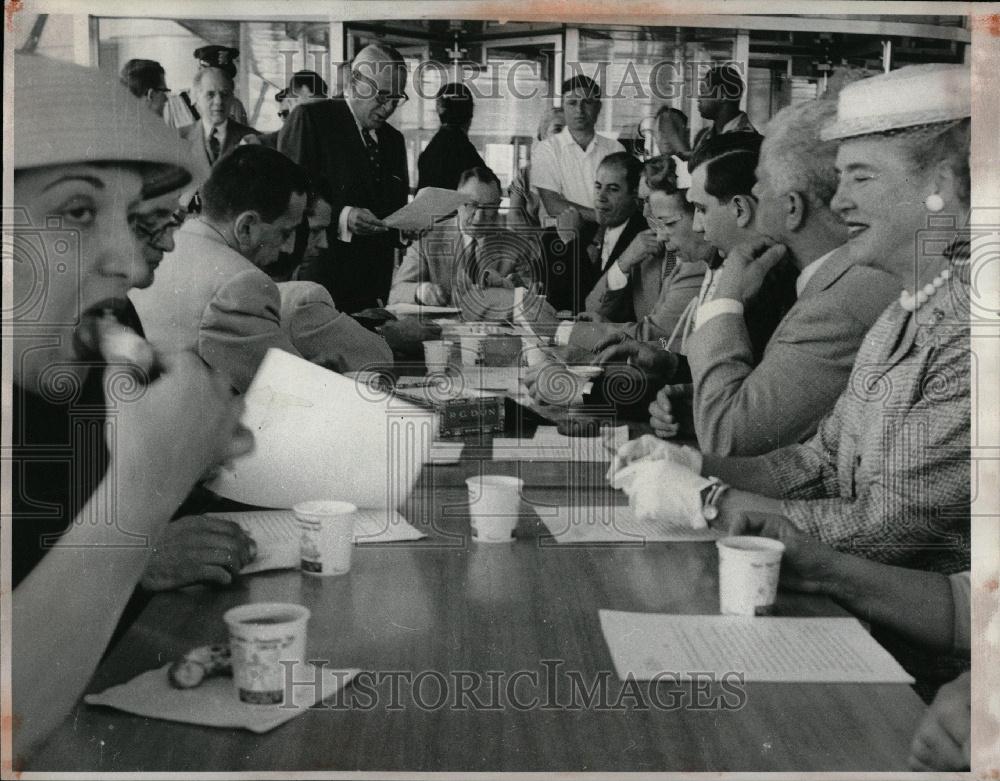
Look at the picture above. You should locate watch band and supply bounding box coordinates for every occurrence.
[700,478,730,522]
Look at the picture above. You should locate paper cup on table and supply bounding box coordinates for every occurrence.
[224,602,310,705]
[460,335,485,367]
[466,475,523,542]
[716,536,785,616]
[423,340,452,373]
[522,339,547,367]
[293,500,357,576]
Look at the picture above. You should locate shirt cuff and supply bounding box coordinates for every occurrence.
[554,321,575,346]
[607,261,630,291]
[338,206,353,243]
[695,298,743,331]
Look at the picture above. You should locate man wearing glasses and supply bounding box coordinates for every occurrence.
[119,59,171,119]
[279,43,411,315]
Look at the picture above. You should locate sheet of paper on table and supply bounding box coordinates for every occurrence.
[599,611,914,684]
[534,504,721,543]
[384,302,462,317]
[207,349,436,509]
[492,425,628,462]
[382,187,470,232]
[207,509,426,575]
[85,663,360,733]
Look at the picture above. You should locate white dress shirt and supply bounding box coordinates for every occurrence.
[531,127,625,211]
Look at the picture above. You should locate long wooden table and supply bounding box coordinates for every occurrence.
[31,446,927,773]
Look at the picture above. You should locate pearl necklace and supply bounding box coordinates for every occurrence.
[899,268,950,312]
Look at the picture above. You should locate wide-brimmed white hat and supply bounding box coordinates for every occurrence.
[13,52,206,197]
[821,63,970,141]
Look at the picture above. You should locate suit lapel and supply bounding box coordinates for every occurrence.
[604,212,647,271]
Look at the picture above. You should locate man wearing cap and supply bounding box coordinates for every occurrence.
[174,44,249,127]
[531,75,626,226]
[278,43,411,314]
[179,67,258,171]
[246,70,330,150]
[417,82,487,191]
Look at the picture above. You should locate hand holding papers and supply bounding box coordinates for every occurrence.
[207,349,436,509]
[383,187,471,232]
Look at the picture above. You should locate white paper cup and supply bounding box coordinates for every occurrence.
[460,335,485,367]
[223,602,311,705]
[716,536,785,616]
[423,340,453,373]
[293,500,357,576]
[466,475,523,542]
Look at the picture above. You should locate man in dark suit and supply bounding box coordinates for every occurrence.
[278,43,410,314]
[543,151,648,314]
[179,67,257,171]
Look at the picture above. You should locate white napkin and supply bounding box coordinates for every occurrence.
[610,459,712,529]
[85,663,360,733]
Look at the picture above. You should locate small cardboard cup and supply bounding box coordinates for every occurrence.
[716,536,785,616]
[223,602,311,705]
[293,500,357,576]
[465,475,523,542]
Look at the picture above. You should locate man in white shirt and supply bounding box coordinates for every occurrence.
[531,75,625,225]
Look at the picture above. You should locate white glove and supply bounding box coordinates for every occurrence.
[607,434,703,482]
[612,459,711,529]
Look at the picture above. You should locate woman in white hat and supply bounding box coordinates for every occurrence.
[612,63,971,687]
[10,53,251,757]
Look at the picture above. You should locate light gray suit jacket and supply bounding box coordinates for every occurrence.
[567,259,707,354]
[277,281,393,373]
[584,249,669,323]
[686,245,899,456]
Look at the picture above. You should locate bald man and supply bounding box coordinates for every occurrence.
[279,43,410,314]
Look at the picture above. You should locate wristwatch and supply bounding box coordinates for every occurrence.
[700,477,730,522]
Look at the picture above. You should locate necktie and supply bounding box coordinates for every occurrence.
[363,131,382,184]
[662,249,677,282]
[587,228,606,269]
[208,127,221,164]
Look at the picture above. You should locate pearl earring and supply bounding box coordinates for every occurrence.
[925,193,944,213]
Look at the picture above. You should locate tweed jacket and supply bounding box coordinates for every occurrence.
[758,265,970,575]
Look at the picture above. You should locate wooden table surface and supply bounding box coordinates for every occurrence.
[31,448,926,773]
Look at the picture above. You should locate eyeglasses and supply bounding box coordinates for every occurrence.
[132,214,183,246]
[375,90,408,107]
[353,73,409,107]
[646,213,676,233]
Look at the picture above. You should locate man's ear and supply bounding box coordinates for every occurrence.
[144,88,156,103]
[785,191,807,232]
[731,194,756,229]
[232,211,260,247]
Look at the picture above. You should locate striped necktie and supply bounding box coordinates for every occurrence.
[363,131,382,184]
[208,127,221,163]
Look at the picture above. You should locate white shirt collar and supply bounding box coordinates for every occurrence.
[796,247,838,297]
[557,126,601,155]
[345,98,375,144]
[602,220,628,262]
[202,118,228,146]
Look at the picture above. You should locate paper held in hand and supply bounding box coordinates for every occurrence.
[382,187,471,232]
[207,349,436,509]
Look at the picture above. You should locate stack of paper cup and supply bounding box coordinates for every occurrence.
[293,500,357,576]
[224,602,311,705]
[465,475,523,542]
[716,536,785,616]
[460,334,485,367]
[423,340,453,373]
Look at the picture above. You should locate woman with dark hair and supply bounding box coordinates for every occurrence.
[417,82,487,191]
[11,53,251,758]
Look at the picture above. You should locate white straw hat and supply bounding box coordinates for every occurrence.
[821,63,970,141]
[13,52,206,197]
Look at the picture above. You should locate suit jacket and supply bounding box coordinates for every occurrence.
[567,259,708,353]
[687,246,900,457]
[389,217,545,308]
[417,125,487,191]
[179,118,258,170]
[277,281,393,372]
[278,98,409,313]
[131,219,300,393]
